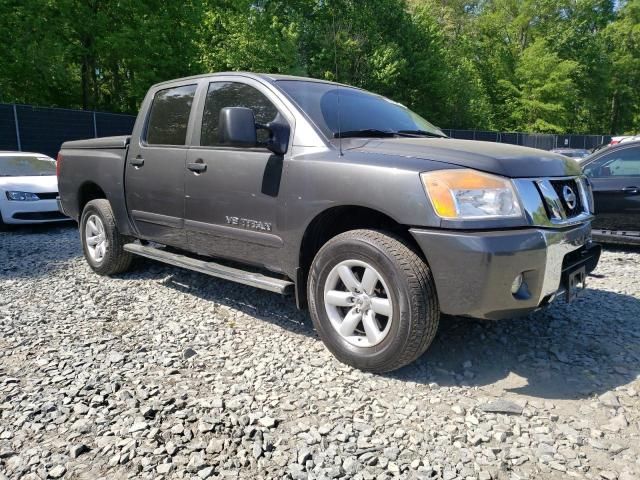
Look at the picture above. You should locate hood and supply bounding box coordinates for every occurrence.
[342,137,581,178]
[0,175,59,192]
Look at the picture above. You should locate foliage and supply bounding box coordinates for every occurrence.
[510,38,580,133]
[0,0,638,134]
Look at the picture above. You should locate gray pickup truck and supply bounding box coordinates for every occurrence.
[58,72,601,372]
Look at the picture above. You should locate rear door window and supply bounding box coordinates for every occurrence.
[146,84,197,146]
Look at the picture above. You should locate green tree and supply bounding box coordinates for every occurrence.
[0,0,78,106]
[604,0,640,133]
[0,0,638,134]
[508,38,580,133]
[197,0,302,74]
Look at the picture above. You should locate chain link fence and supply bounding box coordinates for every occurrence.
[0,103,136,158]
[441,129,612,151]
[0,103,612,159]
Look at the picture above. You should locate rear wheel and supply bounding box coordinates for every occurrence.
[80,199,133,275]
[307,229,440,373]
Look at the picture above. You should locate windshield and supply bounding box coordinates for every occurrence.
[565,150,589,158]
[277,80,446,139]
[0,156,56,177]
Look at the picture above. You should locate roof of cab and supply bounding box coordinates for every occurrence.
[150,72,352,89]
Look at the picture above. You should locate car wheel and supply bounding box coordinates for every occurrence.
[80,199,133,275]
[307,229,440,373]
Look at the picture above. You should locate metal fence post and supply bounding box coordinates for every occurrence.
[12,104,22,151]
[93,111,98,138]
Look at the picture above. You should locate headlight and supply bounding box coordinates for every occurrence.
[6,191,40,201]
[420,169,522,219]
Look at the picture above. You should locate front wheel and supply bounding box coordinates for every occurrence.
[307,229,440,373]
[80,199,133,275]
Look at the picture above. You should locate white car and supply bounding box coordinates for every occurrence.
[0,151,68,227]
[620,135,640,144]
[609,135,634,146]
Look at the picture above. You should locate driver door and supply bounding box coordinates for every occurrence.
[184,79,290,271]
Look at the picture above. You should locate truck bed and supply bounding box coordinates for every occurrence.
[62,135,130,150]
[57,135,133,235]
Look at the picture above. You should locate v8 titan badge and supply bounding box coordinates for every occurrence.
[225,216,273,232]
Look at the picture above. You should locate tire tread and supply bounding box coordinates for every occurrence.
[309,228,439,373]
[81,199,133,275]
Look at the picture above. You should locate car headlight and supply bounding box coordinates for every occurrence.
[6,191,40,201]
[420,169,522,219]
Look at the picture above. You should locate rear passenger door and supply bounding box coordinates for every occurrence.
[125,83,197,246]
[184,78,291,270]
[584,145,640,232]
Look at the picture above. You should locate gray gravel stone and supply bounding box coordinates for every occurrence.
[599,392,621,408]
[183,347,198,359]
[259,416,276,428]
[69,444,89,459]
[1,226,639,480]
[47,465,66,478]
[478,399,524,415]
[157,462,174,474]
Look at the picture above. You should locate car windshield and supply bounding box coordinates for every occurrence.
[277,80,446,139]
[566,150,589,158]
[552,149,590,158]
[0,155,56,177]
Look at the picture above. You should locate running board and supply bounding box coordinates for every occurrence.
[123,243,294,294]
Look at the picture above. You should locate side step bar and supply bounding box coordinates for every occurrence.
[123,243,294,294]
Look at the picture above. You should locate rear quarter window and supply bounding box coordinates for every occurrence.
[145,84,197,146]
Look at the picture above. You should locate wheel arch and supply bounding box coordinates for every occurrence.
[78,181,107,215]
[296,205,424,309]
[76,181,135,237]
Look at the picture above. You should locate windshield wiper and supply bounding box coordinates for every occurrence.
[333,129,447,139]
[333,129,398,139]
[396,129,447,138]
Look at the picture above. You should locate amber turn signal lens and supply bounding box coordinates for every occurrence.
[420,169,521,219]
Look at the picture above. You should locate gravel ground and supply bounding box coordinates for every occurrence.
[1,223,639,480]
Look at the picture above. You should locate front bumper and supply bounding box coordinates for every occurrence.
[410,222,601,320]
[1,198,68,224]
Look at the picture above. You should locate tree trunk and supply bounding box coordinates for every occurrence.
[81,58,89,110]
[609,90,618,135]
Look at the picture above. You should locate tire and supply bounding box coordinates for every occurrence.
[0,210,7,231]
[80,199,133,275]
[307,229,440,373]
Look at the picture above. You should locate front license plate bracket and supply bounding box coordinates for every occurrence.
[565,266,586,303]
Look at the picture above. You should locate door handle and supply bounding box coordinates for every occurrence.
[187,160,207,173]
[130,157,144,167]
[622,186,639,194]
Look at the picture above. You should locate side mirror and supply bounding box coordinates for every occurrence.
[218,107,257,147]
[263,121,290,156]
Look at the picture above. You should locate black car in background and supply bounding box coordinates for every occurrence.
[582,141,640,245]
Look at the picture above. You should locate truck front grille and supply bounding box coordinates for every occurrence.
[549,178,583,218]
[512,175,593,228]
